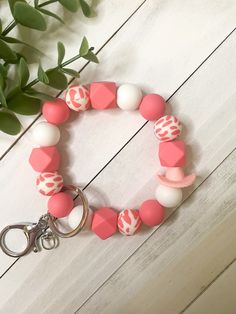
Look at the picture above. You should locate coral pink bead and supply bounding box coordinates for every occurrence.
[139,199,165,226]
[48,192,74,218]
[139,94,166,121]
[118,209,142,236]
[42,98,70,125]
[90,82,117,110]
[29,146,60,172]
[91,207,117,239]
[159,140,186,167]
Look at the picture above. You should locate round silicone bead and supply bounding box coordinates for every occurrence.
[155,185,182,207]
[48,192,74,218]
[154,115,182,142]
[42,98,70,125]
[36,172,63,196]
[117,209,142,236]
[68,205,93,230]
[117,84,142,110]
[139,199,165,226]
[139,94,166,121]
[65,84,90,112]
[32,122,60,147]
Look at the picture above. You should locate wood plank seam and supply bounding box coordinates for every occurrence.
[180,257,236,313]
[74,148,236,313]
[0,0,148,162]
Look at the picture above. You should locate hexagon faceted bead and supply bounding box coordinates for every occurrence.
[159,140,186,167]
[65,84,90,112]
[36,172,63,196]
[118,209,142,236]
[154,115,182,142]
[139,94,166,121]
[90,82,117,110]
[29,146,60,172]
[91,207,118,240]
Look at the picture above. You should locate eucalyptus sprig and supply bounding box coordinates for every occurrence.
[3,0,91,35]
[0,0,97,136]
[0,37,98,135]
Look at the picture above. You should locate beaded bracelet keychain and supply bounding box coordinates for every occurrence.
[0,82,196,257]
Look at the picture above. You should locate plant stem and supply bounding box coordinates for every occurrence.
[24,53,82,90]
[2,0,59,36]
[38,0,58,8]
[2,21,17,36]
[61,53,81,67]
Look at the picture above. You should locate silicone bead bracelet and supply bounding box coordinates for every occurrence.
[0,82,196,257]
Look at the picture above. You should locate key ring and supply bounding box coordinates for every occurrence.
[0,186,88,257]
[48,185,89,238]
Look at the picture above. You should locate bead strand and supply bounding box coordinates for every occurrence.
[29,81,196,240]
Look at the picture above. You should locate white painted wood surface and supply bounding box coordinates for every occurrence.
[0,1,236,313]
[186,257,236,314]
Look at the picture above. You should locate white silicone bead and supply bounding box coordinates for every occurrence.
[68,205,93,230]
[32,122,60,147]
[117,84,142,110]
[155,184,182,207]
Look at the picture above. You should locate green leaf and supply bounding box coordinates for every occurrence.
[18,58,29,87]
[0,38,17,62]
[1,36,42,54]
[79,0,91,17]
[0,110,21,135]
[13,2,47,31]
[0,19,2,34]
[8,0,25,15]
[7,91,41,115]
[37,8,64,24]
[38,64,49,84]
[79,36,89,56]
[59,0,79,12]
[83,50,99,63]
[0,64,8,79]
[57,41,65,65]
[45,69,68,90]
[0,86,7,107]
[61,68,80,78]
[23,88,54,100]
[0,75,4,88]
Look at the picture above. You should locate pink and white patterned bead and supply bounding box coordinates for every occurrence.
[65,84,90,112]
[154,115,182,142]
[36,172,63,196]
[118,209,142,236]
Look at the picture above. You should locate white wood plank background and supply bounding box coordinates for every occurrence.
[0,1,235,313]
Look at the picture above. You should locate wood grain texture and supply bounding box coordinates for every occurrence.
[185,258,236,314]
[0,1,236,313]
[76,150,236,314]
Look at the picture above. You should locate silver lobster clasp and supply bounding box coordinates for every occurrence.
[0,186,89,258]
[0,214,57,258]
